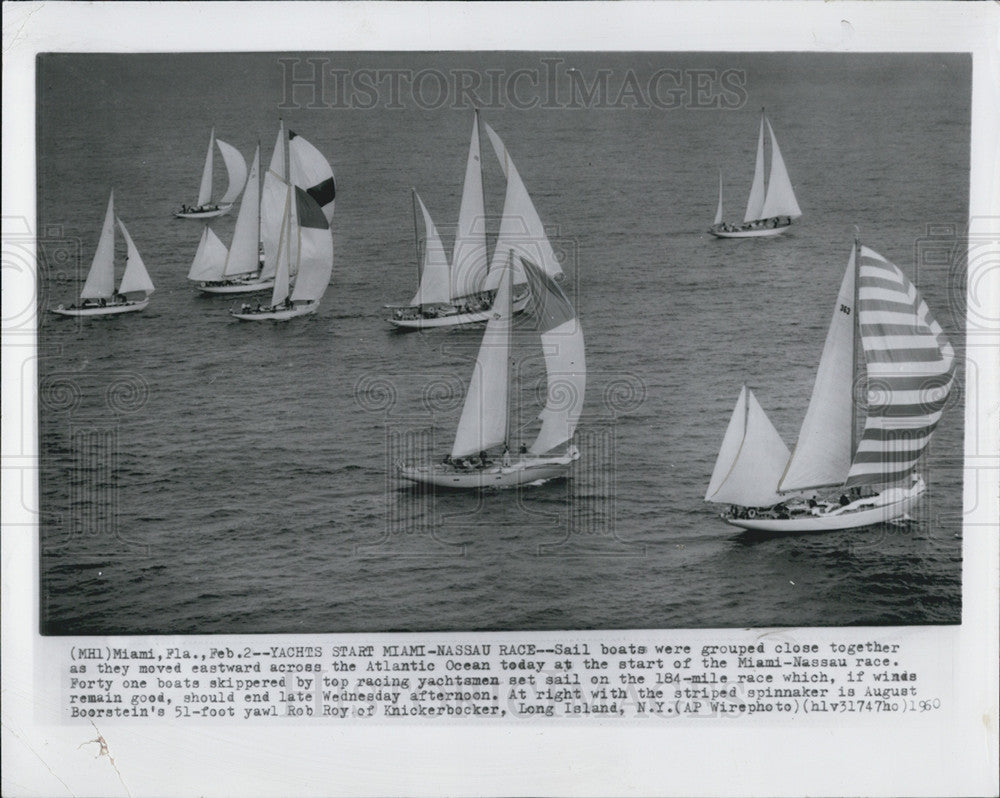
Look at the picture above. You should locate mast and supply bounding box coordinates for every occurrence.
[743,108,766,223]
[505,254,514,450]
[850,228,861,464]
[714,169,724,226]
[476,108,490,289]
[282,119,292,303]
[256,137,262,273]
[411,187,422,287]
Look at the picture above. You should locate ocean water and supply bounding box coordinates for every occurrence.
[36,53,969,634]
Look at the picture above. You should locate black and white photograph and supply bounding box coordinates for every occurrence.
[35,50,967,632]
[3,2,998,797]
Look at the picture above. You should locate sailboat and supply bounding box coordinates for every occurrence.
[51,191,155,317]
[397,255,585,488]
[705,237,955,533]
[189,144,273,295]
[386,112,560,330]
[230,126,335,321]
[175,128,248,219]
[709,108,802,238]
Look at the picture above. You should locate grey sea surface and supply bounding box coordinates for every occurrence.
[36,53,969,633]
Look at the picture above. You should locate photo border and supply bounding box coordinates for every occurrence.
[3,2,998,796]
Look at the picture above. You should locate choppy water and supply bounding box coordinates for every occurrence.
[36,53,969,633]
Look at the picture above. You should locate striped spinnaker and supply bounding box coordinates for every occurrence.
[845,246,955,487]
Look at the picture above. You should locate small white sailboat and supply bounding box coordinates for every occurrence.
[397,255,585,488]
[386,112,559,330]
[709,108,801,238]
[51,191,155,317]
[190,143,273,295]
[706,237,955,533]
[231,127,334,321]
[175,128,248,219]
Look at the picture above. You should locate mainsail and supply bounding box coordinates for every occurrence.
[269,187,298,307]
[737,110,801,224]
[115,218,155,297]
[706,385,791,507]
[778,248,857,492]
[759,117,802,220]
[483,122,563,288]
[845,246,955,487]
[451,112,489,300]
[261,123,288,281]
[451,260,513,458]
[409,192,451,307]
[743,115,766,223]
[224,144,261,277]
[520,258,586,455]
[81,191,116,300]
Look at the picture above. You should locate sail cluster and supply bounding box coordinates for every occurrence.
[450,255,585,459]
[194,128,248,208]
[731,112,802,225]
[707,243,954,506]
[845,247,956,487]
[80,190,155,300]
[410,114,563,306]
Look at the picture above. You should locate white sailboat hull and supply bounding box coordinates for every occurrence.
[197,278,275,295]
[397,449,579,489]
[230,300,320,321]
[388,293,530,330]
[175,205,233,220]
[50,299,150,317]
[723,478,925,534]
[709,221,793,239]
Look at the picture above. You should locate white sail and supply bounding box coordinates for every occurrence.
[483,122,562,289]
[743,114,766,223]
[187,226,228,282]
[409,193,451,306]
[224,144,260,277]
[451,112,489,300]
[714,170,724,226]
[260,122,287,281]
[269,187,293,307]
[197,128,215,208]
[759,118,802,220]
[706,386,791,507]
[846,247,956,487]
[289,131,336,223]
[80,191,116,300]
[215,139,248,206]
[519,258,586,455]
[115,218,154,296]
[779,248,857,492]
[451,260,513,459]
[290,187,333,303]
